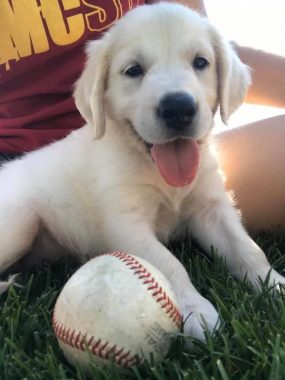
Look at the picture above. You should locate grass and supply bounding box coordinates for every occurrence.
[1,233,285,380]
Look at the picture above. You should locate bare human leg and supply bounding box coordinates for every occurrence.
[214,114,285,231]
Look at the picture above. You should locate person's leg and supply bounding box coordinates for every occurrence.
[214,114,285,231]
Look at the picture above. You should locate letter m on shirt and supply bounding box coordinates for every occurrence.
[0,0,50,71]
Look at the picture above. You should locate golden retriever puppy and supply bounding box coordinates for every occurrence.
[0,3,284,342]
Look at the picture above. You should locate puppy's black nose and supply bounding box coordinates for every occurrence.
[157,92,197,129]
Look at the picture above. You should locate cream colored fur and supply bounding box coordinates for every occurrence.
[0,3,284,343]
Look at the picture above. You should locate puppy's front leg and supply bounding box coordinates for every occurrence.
[104,214,219,341]
[189,177,285,290]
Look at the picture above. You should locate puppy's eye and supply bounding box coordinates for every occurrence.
[123,64,144,78]
[193,57,209,70]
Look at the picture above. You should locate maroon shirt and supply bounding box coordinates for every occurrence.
[0,0,144,154]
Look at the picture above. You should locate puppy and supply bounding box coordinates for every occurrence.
[0,3,284,341]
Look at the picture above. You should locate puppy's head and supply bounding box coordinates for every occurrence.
[74,3,250,186]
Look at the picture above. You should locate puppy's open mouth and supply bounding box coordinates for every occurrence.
[147,138,200,188]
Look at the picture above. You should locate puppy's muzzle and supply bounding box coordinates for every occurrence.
[157,92,197,130]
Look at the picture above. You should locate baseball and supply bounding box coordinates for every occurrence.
[52,252,182,369]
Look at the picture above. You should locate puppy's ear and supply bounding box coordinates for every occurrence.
[74,40,109,139]
[213,32,251,123]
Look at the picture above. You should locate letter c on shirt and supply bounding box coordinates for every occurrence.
[41,0,85,46]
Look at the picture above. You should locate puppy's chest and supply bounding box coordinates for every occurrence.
[154,189,192,242]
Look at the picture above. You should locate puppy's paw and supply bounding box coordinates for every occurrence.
[268,269,285,291]
[182,297,220,344]
[252,268,285,292]
[0,274,21,295]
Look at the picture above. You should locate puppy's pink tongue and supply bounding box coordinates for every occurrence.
[150,139,199,187]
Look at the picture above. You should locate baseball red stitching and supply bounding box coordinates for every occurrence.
[52,312,142,367]
[53,251,182,367]
[106,251,182,329]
